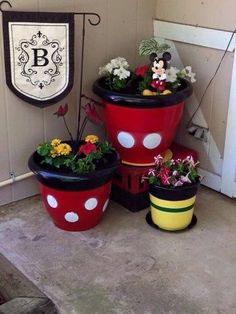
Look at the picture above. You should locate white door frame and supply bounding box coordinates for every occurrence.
[154,19,236,197]
[221,50,236,197]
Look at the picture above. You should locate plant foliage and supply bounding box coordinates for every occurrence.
[138,38,170,56]
[37,137,114,174]
[142,155,201,188]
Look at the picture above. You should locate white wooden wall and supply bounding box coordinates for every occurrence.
[0,0,156,206]
[154,19,236,196]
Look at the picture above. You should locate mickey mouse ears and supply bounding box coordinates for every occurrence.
[149,51,172,62]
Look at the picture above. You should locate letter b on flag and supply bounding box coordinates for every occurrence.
[32,48,49,67]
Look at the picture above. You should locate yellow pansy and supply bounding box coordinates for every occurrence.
[50,143,72,157]
[85,134,99,144]
[50,148,58,158]
[56,143,72,155]
[51,138,61,147]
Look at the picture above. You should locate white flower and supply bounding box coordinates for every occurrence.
[99,57,130,78]
[99,62,114,75]
[110,57,129,69]
[179,66,196,83]
[113,67,130,80]
[98,66,108,76]
[166,67,180,83]
[185,66,196,83]
[105,63,114,74]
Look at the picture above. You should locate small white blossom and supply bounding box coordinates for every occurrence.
[99,62,114,75]
[166,67,180,83]
[99,66,108,76]
[148,169,156,176]
[105,63,114,74]
[113,67,130,80]
[110,57,129,69]
[179,66,196,83]
[184,66,196,83]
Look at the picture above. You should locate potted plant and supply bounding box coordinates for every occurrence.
[93,38,196,166]
[142,154,201,231]
[28,97,119,231]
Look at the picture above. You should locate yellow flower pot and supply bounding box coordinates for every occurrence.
[149,182,200,231]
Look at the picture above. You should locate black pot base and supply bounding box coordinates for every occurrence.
[111,184,149,212]
[145,212,197,233]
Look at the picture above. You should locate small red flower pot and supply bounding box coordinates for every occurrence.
[93,78,192,166]
[28,150,119,231]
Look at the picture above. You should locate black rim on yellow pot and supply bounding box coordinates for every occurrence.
[149,182,200,231]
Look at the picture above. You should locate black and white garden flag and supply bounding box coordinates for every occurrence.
[2,11,74,107]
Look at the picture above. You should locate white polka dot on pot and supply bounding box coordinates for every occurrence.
[143,133,161,149]
[117,131,135,148]
[85,198,98,210]
[46,195,58,208]
[102,199,109,212]
[64,211,79,223]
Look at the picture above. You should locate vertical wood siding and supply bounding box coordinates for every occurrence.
[0,0,156,205]
[155,0,235,178]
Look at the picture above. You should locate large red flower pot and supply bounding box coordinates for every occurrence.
[93,78,192,166]
[28,150,119,231]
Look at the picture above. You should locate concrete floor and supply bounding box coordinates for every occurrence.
[0,186,236,314]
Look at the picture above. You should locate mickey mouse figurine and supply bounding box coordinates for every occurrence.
[150,52,171,93]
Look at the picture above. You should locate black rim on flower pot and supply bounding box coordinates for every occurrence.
[149,181,200,201]
[93,77,193,107]
[28,149,119,191]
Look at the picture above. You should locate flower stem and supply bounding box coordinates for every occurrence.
[63,116,74,143]
[78,117,88,141]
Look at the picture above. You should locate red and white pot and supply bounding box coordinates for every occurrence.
[28,150,119,231]
[93,78,192,166]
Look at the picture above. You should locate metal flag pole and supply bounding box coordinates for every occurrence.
[73,12,101,144]
[0,1,12,11]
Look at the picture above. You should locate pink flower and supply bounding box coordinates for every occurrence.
[174,180,183,187]
[159,166,170,185]
[84,103,103,125]
[78,142,97,155]
[160,173,170,185]
[180,173,192,184]
[54,104,68,117]
[148,169,156,176]
[135,64,149,76]
[154,155,163,165]
[172,170,178,176]
[141,175,147,183]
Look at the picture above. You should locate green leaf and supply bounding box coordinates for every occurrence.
[37,143,51,156]
[138,38,170,56]
[112,76,127,90]
[138,75,152,93]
